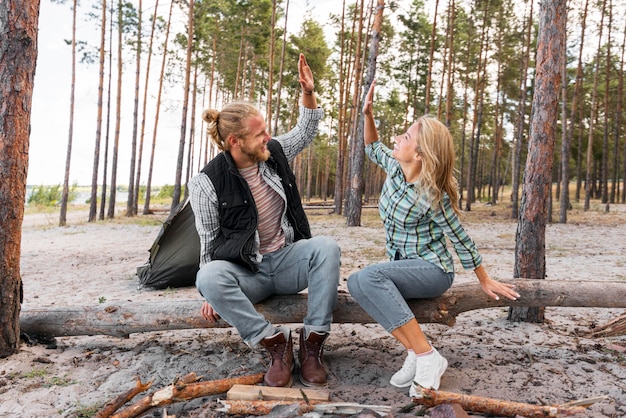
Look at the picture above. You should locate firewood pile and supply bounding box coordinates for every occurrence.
[93,375,608,418]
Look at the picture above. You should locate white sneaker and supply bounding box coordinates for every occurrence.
[408,348,448,397]
[389,351,417,388]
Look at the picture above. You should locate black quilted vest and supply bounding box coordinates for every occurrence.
[200,140,311,272]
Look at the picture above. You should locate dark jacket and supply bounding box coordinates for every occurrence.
[201,139,311,272]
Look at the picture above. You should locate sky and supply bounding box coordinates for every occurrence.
[27,0,350,187]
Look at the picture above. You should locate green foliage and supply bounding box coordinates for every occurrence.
[27,184,79,207]
[157,184,176,199]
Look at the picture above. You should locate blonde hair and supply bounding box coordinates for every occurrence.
[414,114,460,215]
[202,101,259,152]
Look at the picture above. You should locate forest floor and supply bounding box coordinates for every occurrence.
[1,201,625,417]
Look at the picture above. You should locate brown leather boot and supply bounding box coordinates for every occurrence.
[298,330,328,386]
[259,328,294,387]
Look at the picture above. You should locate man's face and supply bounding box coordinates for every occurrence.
[238,113,271,164]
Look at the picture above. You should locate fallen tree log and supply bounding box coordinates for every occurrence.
[20,279,626,338]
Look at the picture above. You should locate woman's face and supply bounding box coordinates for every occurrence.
[391,122,421,164]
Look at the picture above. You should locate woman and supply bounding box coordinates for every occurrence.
[347,81,520,397]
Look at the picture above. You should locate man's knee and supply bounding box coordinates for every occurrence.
[195,260,235,293]
[312,236,341,260]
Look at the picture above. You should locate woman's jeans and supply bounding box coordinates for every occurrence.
[196,236,340,347]
[347,258,454,333]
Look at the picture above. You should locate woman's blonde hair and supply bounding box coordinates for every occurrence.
[413,114,460,215]
[202,101,259,152]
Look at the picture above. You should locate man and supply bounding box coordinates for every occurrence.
[188,54,340,388]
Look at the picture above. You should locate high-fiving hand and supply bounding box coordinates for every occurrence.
[362,80,376,116]
[298,53,314,94]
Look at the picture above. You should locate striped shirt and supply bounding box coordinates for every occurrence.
[239,165,285,254]
[365,140,482,274]
[188,105,323,268]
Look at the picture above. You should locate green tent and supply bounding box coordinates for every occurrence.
[137,200,200,289]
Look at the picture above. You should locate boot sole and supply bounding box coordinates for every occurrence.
[299,375,327,387]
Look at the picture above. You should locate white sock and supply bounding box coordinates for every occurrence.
[415,348,434,357]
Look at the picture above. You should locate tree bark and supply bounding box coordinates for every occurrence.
[344,0,367,226]
[171,0,194,210]
[424,0,439,114]
[0,0,39,357]
[19,280,626,339]
[584,0,605,211]
[135,0,159,214]
[126,0,142,217]
[143,0,173,215]
[59,0,78,227]
[511,1,534,219]
[510,0,566,323]
[89,0,107,222]
[107,0,124,220]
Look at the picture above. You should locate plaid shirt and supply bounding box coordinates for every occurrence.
[365,141,482,274]
[188,105,323,268]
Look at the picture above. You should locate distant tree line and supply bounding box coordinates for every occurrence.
[52,0,625,226]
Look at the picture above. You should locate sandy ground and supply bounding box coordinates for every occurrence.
[1,203,625,417]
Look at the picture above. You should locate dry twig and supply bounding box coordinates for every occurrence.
[412,387,593,417]
[102,372,263,418]
[94,378,153,418]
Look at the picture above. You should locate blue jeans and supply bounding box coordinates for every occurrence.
[196,236,340,347]
[347,258,454,333]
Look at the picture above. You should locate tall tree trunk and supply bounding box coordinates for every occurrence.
[511,0,534,219]
[135,0,159,212]
[186,57,199,200]
[0,0,39,357]
[306,145,314,201]
[617,17,625,204]
[458,22,473,209]
[333,0,350,215]
[99,0,114,221]
[559,14,570,223]
[572,2,588,202]
[600,0,611,208]
[444,0,455,128]
[172,0,195,210]
[345,0,368,227]
[107,0,124,219]
[234,24,245,99]
[424,0,439,114]
[509,0,565,323]
[126,0,142,217]
[273,0,289,135]
[59,0,78,226]
[490,4,504,205]
[584,0,605,211]
[465,2,489,212]
[267,0,277,123]
[89,0,108,222]
[143,0,173,215]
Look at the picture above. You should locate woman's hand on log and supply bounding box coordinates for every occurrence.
[474,265,520,301]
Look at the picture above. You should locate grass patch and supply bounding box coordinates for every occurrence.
[68,401,103,418]
[20,367,49,379]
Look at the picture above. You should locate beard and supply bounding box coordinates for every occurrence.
[240,142,270,163]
